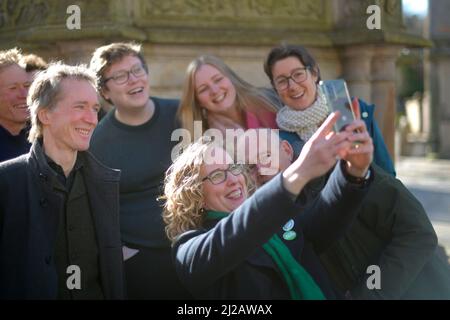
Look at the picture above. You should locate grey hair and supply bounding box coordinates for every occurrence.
[0,47,25,73]
[27,62,98,142]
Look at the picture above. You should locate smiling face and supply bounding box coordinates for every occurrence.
[40,79,100,153]
[101,54,150,110]
[200,147,248,213]
[0,64,31,130]
[238,130,293,186]
[253,140,293,185]
[195,64,238,116]
[272,56,318,111]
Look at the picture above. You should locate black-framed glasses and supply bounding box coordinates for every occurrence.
[201,164,244,185]
[103,64,146,85]
[274,67,310,91]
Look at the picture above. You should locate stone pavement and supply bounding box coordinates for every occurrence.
[396,157,450,264]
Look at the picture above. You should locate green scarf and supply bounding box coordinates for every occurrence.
[206,210,326,300]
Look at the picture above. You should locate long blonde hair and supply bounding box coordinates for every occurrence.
[162,139,255,242]
[177,54,279,138]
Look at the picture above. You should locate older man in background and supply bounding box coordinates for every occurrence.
[0,48,32,162]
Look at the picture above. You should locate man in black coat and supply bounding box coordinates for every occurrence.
[0,63,124,299]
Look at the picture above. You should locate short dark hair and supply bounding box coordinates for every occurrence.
[21,53,48,73]
[89,42,148,104]
[89,42,148,89]
[264,44,321,86]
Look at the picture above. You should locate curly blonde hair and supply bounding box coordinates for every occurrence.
[162,139,255,243]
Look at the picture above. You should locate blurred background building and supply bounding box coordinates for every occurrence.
[397,0,450,160]
[1,0,440,159]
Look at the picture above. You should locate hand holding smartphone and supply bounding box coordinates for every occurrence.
[319,79,355,132]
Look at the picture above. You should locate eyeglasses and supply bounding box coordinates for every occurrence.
[103,64,146,85]
[274,67,310,91]
[201,164,244,185]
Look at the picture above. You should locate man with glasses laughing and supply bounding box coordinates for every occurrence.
[88,42,191,299]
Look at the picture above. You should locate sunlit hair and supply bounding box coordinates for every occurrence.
[162,138,255,243]
[27,62,98,142]
[0,47,25,73]
[177,54,279,138]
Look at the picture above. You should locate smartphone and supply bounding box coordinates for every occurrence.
[319,79,355,132]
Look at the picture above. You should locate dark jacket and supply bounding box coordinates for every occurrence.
[173,163,371,299]
[320,164,450,299]
[0,141,124,299]
[357,99,396,177]
[0,124,31,163]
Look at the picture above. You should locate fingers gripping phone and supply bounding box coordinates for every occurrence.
[319,79,355,132]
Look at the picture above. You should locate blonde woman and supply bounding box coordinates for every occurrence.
[163,112,374,299]
[178,54,280,139]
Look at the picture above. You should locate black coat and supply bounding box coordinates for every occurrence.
[173,163,371,299]
[0,141,124,299]
[320,165,450,299]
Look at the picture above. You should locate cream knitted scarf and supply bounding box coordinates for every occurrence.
[276,92,329,142]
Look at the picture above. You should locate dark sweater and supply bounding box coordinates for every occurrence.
[0,124,31,163]
[89,97,179,248]
[47,157,104,300]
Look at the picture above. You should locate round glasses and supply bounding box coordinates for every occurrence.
[103,64,146,85]
[202,164,244,185]
[273,67,310,91]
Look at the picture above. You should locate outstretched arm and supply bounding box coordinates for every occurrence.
[298,115,374,252]
[173,113,358,294]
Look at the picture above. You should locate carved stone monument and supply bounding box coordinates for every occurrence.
[0,0,429,160]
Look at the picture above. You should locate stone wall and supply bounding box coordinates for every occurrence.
[0,0,430,160]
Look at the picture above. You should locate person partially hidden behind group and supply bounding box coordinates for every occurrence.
[0,48,32,162]
[163,111,375,299]
[21,52,49,80]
